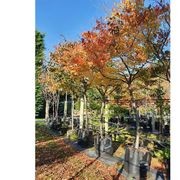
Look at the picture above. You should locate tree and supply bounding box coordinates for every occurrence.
[82,21,119,134]
[142,1,170,82]
[40,66,59,123]
[35,30,45,118]
[91,72,121,137]
[51,41,95,129]
[106,0,169,148]
[82,5,149,148]
[81,0,169,149]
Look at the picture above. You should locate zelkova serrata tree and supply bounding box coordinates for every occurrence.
[91,72,122,137]
[142,1,170,82]
[108,1,167,149]
[40,66,59,123]
[51,42,95,130]
[82,1,165,149]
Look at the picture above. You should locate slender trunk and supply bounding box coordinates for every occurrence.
[104,103,109,134]
[79,96,84,129]
[52,95,55,121]
[135,112,140,149]
[100,100,105,138]
[166,67,170,83]
[160,106,163,134]
[55,93,59,121]
[63,91,68,121]
[145,88,148,116]
[128,85,140,149]
[152,114,155,132]
[45,99,50,123]
[71,94,74,130]
[84,94,88,129]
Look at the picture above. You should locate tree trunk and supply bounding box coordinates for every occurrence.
[79,96,84,129]
[128,86,140,149]
[55,93,59,121]
[63,91,68,121]
[134,123,140,149]
[152,114,155,132]
[84,94,89,129]
[166,66,170,83]
[45,99,50,123]
[100,100,105,138]
[52,96,55,121]
[145,88,148,116]
[160,106,164,134]
[104,103,110,134]
[71,94,74,130]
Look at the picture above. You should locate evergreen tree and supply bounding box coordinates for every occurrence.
[35,30,45,118]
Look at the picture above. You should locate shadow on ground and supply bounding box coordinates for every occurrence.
[36,138,81,167]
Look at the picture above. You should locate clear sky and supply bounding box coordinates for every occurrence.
[36,0,165,58]
[36,0,119,58]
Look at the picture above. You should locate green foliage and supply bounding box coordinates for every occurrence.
[164,102,170,115]
[35,84,45,117]
[153,147,170,162]
[87,88,101,111]
[74,99,80,110]
[35,30,45,71]
[61,122,69,128]
[116,128,135,144]
[154,149,164,161]
[153,85,165,110]
[147,133,158,140]
[89,100,101,111]
[106,127,135,144]
[152,85,168,133]
[91,117,101,127]
[164,147,170,159]
[35,30,45,118]
[69,132,78,141]
[144,132,170,162]
[109,104,129,118]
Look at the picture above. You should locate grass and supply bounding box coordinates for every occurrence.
[36,121,57,143]
[35,118,45,121]
[69,132,78,141]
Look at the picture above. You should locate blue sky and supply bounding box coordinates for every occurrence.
[36,0,165,58]
[36,0,119,58]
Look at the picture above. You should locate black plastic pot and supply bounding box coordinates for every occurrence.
[59,127,68,135]
[94,136,113,156]
[48,121,62,131]
[139,161,148,179]
[124,147,151,178]
[77,129,93,148]
[165,158,170,180]
[94,134,101,156]
[101,136,113,155]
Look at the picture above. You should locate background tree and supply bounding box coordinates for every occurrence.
[40,65,59,123]
[101,0,168,149]
[91,72,121,137]
[35,30,45,118]
[143,1,170,82]
[51,41,95,129]
[82,3,151,148]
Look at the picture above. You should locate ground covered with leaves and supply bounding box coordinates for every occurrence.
[36,122,125,180]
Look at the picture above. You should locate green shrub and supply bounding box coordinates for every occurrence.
[153,147,170,162]
[69,132,78,141]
